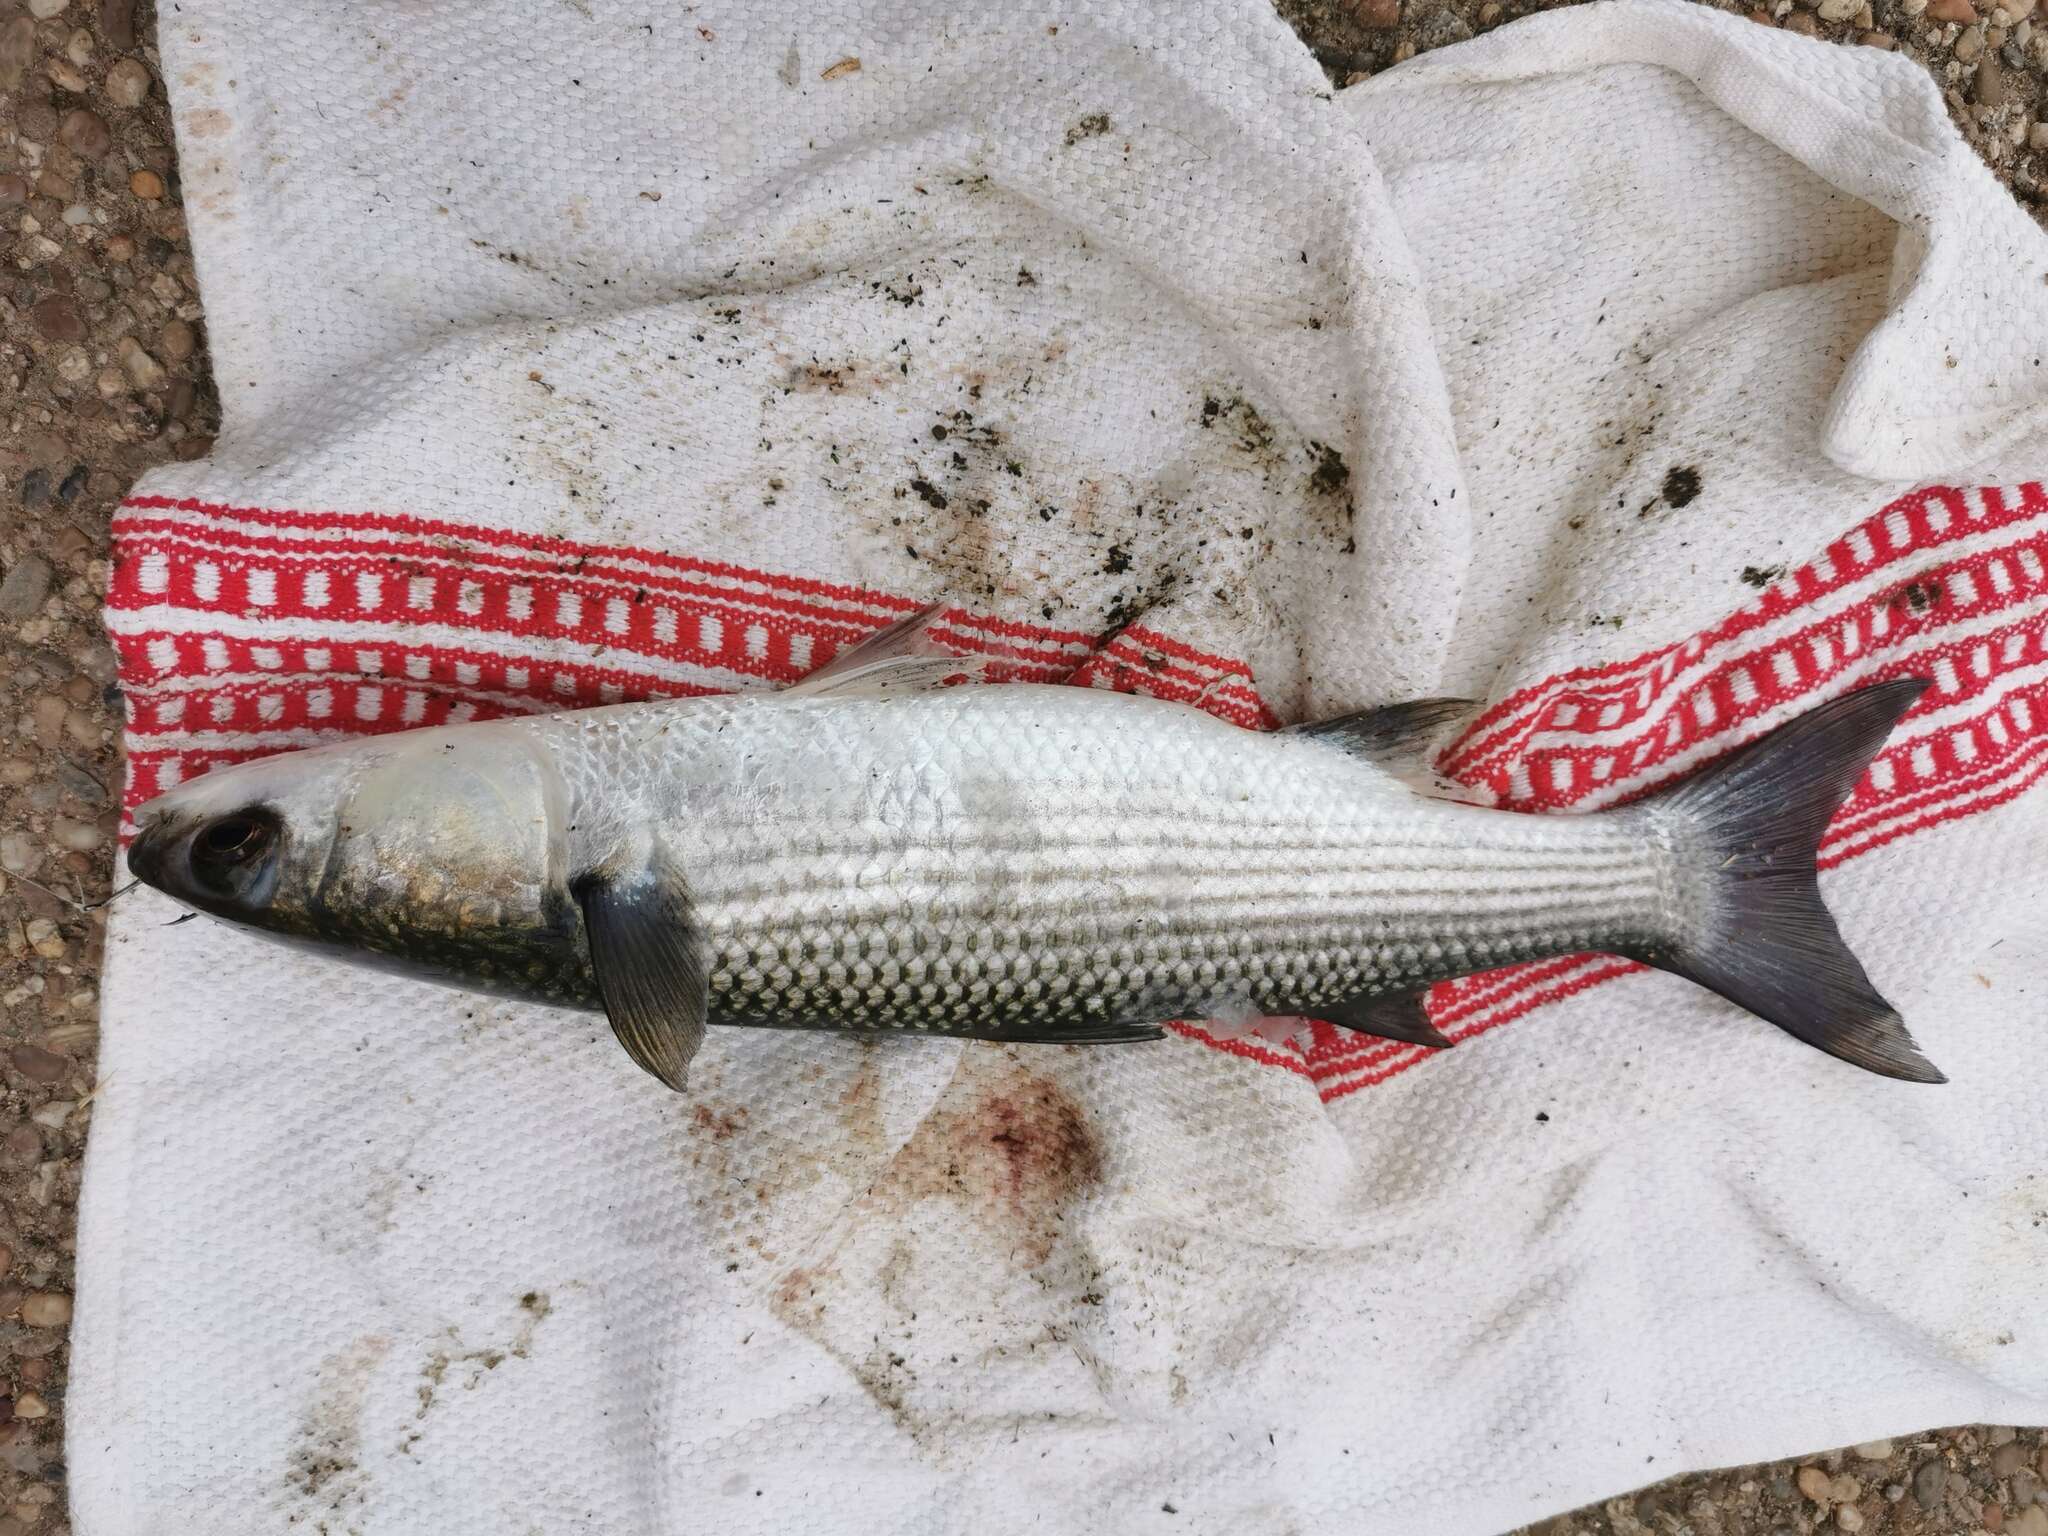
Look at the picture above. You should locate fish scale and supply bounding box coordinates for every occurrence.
[530,687,1668,1033]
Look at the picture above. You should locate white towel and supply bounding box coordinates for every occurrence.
[75,3,2048,1533]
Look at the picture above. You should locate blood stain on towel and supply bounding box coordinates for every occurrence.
[887,1054,1104,1268]
[762,1052,1107,1433]
[692,1102,750,1142]
[288,1333,391,1516]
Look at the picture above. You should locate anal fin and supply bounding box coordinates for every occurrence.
[944,1018,1166,1046]
[1304,989,1454,1049]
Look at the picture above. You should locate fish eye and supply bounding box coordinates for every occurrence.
[200,817,268,858]
[188,811,278,893]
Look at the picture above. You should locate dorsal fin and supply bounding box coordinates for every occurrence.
[1286,697,1484,802]
[785,603,995,698]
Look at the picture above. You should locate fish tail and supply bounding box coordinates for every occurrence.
[1627,677,1942,1082]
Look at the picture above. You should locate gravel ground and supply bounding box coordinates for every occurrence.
[0,0,2040,1531]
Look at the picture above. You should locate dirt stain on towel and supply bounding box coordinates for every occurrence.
[288,1334,391,1522]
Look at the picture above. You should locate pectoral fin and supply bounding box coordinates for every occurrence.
[1305,989,1454,1049]
[573,867,709,1091]
[785,602,994,697]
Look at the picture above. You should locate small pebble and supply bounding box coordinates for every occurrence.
[119,335,165,389]
[104,55,150,108]
[56,761,103,798]
[12,1393,47,1421]
[104,233,135,262]
[159,317,195,360]
[1853,1440,1895,1461]
[28,295,85,344]
[26,0,69,17]
[50,818,100,854]
[1798,1466,1834,1503]
[100,0,135,48]
[1995,1442,2027,1477]
[1836,1506,1865,1533]
[0,174,27,207]
[1914,1458,1947,1510]
[94,367,127,401]
[1992,1426,2019,1447]
[0,555,55,621]
[1349,0,1401,25]
[1818,0,1862,19]
[2016,1468,2042,1503]
[58,108,113,160]
[0,16,32,93]
[1990,1501,2009,1533]
[1860,26,1898,42]
[8,1046,70,1086]
[65,26,91,65]
[0,834,38,877]
[1784,11,1823,33]
[2017,1507,2048,1536]
[16,99,57,144]
[1884,1483,1906,1502]
[45,57,87,93]
[129,168,164,200]
[18,1293,69,1329]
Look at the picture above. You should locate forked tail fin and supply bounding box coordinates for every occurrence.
[1629,677,1941,1083]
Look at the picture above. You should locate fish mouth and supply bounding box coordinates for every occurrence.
[125,812,173,890]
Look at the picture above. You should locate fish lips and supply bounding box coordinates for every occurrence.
[125,814,171,889]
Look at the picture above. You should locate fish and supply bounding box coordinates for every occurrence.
[124,607,1942,1091]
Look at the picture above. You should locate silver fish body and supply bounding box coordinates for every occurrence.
[534,686,1660,1033]
[127,658,1941,1089]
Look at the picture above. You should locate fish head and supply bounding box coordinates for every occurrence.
[128,724,582,994]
